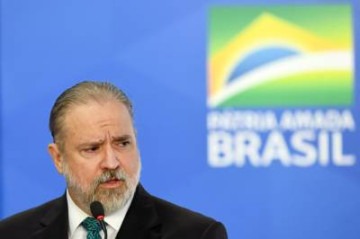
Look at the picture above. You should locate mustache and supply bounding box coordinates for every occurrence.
[94,169,128,185]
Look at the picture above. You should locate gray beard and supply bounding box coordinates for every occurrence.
[63,163,141,215]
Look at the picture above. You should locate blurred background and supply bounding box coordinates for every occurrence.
[1,0,359,238]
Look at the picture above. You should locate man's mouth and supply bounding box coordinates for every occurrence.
[99,178,124,188]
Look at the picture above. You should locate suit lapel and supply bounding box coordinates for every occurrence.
[32,195,68,239]
[116,185,162,239]
[28,186,161,239]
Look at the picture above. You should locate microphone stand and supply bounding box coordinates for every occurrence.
[99,220,107,239]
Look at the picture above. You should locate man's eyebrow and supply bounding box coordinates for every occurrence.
[112,135,132,141]
[77,139,105,148]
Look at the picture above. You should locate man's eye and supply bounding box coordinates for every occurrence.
[84,146,99,152]
[119,140,131,147]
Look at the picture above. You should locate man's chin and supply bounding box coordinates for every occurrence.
[92,187,127,212]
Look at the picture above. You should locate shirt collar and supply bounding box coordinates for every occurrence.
[67,191,89,237]
[66,190,135,237]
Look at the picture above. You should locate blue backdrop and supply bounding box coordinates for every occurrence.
[1,0,359,238]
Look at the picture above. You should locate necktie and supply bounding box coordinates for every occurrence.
[81,217,102,239]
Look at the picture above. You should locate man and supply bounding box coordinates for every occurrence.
[0,81,228,239]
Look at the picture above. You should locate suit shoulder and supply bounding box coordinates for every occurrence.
[0,196,64,234]
[151,195,228,238]
[152,195,214,223]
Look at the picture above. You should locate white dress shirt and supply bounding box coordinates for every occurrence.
[67,191,134,239]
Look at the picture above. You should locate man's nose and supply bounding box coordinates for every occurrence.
[101,144,120,169]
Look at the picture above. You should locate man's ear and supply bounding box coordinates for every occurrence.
[48,143,64,174]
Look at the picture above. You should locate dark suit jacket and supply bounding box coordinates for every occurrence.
[0,184,227,239]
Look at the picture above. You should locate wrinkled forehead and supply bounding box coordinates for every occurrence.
[60,99,135,141]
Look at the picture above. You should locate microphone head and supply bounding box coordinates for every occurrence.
[90,201,105,220]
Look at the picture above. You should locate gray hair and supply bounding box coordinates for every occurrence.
[49,81,133,146]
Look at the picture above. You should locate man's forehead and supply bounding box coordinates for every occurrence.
[61,101,134,135]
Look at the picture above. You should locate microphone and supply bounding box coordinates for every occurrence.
[90,201,108,239]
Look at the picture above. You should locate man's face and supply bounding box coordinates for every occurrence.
[48,99,141,215]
